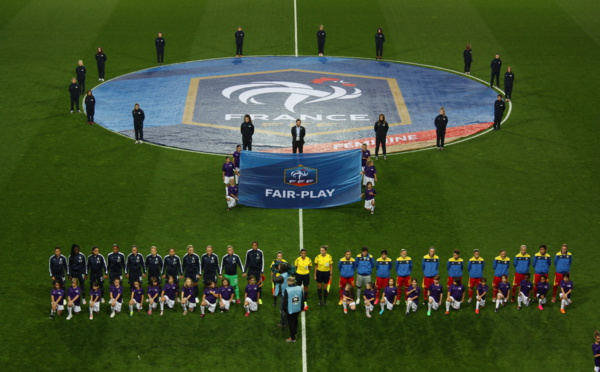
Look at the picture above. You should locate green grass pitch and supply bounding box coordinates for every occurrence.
[0,0,599,370]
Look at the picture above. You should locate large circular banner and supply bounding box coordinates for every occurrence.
[93,57,498,153]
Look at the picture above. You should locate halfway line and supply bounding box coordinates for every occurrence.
[299,208,307,372]
[293,0,298,57]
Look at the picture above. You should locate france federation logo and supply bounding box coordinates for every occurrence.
[284,165,318,187]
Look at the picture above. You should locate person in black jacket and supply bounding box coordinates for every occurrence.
[493,95,505,130]
[69,77,81,113]
[490,54,502,88]
[317,25,326,56]
[95,47,107,81]
[132,103,145,144]
[201,245,220,285]
[84,90,95,125]
[155,32,165,65]
[435,107,448,150]
[87,246,107,300]
[374,114,389,159]
[292,119,306,153]
[375,28,385,60]
[240,114,254,151]
[504,67,514,102]
[463,44,473,75]
[76,60,86,95]
[68,244,88,304]
[235,27,245,57]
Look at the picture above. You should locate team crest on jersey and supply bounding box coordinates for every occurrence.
[284,165,318,187]
[292,296,300,304]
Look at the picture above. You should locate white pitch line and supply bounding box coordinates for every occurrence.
[299,208,307,372]
[294,0,299,57]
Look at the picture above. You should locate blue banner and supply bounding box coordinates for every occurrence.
[239,150,362,209]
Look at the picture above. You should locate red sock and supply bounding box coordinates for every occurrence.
[511,285,517,298]
[468,288,473,298]
[339,288,343,300]
[533,286,537,296]
[493,288,497,298]
[423,289,428,299]
[552,285,558,298]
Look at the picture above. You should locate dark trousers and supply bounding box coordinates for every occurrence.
[109,272,122,285]
[86,110,94,123]
[134,124,144,141]
[490,72,500,87]
[97,64,105,79]
[242,137,252,151]
[436,129,446,147]
[493,114,503,130]
[89,273,104,296]
[78,79,85,95]
[292,141,303,153]
[376,45,383,57]
[318,41,325,54]
[236,43,243,56]
[72,272,86,295]
[504,85,513,100]
[157,49,164,64]
[286,312,299,340]
[464,62,471,73]
[375,136,386,156]
[70,96,80,111]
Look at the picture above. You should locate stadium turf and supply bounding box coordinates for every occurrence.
[0,0,599,370]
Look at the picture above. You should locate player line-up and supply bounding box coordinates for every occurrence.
[49,242,573,319]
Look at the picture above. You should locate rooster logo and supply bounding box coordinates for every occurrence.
[222,78,361,113]
[290,169,309,180]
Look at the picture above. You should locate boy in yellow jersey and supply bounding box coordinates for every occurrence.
[314,245,333,306]
[294,248,312,310]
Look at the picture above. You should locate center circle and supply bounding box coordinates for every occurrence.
[94,56,498,153]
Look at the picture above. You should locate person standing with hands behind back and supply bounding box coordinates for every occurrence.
[374,114,389,160]
[132,103,145,144]
[292,119,306,153]
[463,44,472,75]
[240,114,254,151]
[76,60,86,95]
[375,28,385,60]
[490,54,502,88]
[317,25,326,56]
[85,90,95,125]
[155,32,165,65]
[435,107,448,150]
[95,47,107,81]
[493,95,505,131]
[504,67,514,102]
[69,77,81,113]
[235,27,245,57]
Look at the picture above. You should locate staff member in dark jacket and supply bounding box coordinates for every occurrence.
[463,44,472,75]
[201,245,220,285]
[87,246,107,300]
[162,248,183,284]
[132,103,145,144]
[292,119,306,153]
[107,244,126,285]
[435,107,448,150]
[493,95,506,130]
[235,27,245,57]
[84,90,95,125]
[317,25,326,56]
[282,276,304,343]
[49,247,69,286]
[68,244,88,304]
[375,28,385,60]
[155,32,165,65]
[69,77,81,113]
[240,114,255,151]
[76,60,86,95]
[504,67,514,102]
[374,114,389,159]
[145,246,163,284]
[490,54,502,88]
[95,47,107,81]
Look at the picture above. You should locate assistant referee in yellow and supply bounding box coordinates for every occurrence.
[294,248,312,310]
[314,245,333,306]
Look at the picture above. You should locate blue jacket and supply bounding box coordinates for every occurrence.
[422,255,439,278]
[395,256,412,277]
[355,254,374,276]
[338,257,356,278]
[533,253,552,274]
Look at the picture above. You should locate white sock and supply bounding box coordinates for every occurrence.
[406,301,411,313]
[343,302,347,310]
[428,302,432,311]
[160,302,164,311]
[380,302,384,310]
[89,306,93,315]
[111,306,115,314]
[365,306,369,315]
[517,296,522,306]
[496,299,501,309]
[476,300,480,310]
[200,305,205,315]
[561,299,566,309]
[129,304,133,312]
[356,289,361,301]
[371,205,375,211]
[51,310,55,315]
[244,305,249,312]
[182,304,188,311]
[68,307,72,316]
[446,301,450,312]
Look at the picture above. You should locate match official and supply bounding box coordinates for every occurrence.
[292,119,306,153]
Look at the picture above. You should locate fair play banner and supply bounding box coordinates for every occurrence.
[239,150,362,209]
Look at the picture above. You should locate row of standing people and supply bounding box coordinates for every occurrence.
[463,45,515,100]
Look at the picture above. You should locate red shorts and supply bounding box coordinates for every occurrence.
[339,277,355,288]
[423,277,435,290]
[493,276,502,288]
[447,276,462,287]
[533,273,548,284]
[376,277,389,290]
[468,277,481,289]
[554,273,569,286]
[396,276,411,288]
[513,273,527,286]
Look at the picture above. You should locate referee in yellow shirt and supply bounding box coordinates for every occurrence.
[314,245,333,306]
[294,248,312,310]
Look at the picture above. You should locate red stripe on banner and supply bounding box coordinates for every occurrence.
[264,122,493,153]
